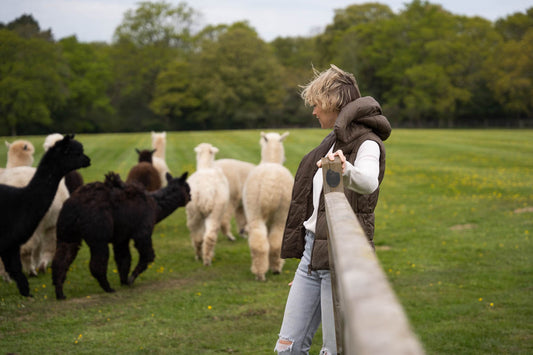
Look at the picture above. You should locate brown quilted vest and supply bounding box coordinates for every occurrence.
[280,96,391,271]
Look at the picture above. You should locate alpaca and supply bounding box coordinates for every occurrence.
[52,171,190,300]
[126,148,162,191]
[213,159,256,240]
[5,140,35,168]
[186,143,230,266]
[0,135,90,296]
[151,131,170,187]
[0,167,69,278]
[242,132,294,281]
[0,139,36,280]
[44,133,84,193]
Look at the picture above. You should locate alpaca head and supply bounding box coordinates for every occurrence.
[260,132,289,164]
[164,171,191,205]
[194,143,218,169]
[135,148,156,163]
[5,139,35,168]
[43,133,65,151]
[41,134,91,174]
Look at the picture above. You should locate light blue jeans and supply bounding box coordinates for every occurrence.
[275,230,337,355]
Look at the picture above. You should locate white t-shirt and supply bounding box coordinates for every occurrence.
[303,140,380,234]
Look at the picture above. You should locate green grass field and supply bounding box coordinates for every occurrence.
[0,129,532,354]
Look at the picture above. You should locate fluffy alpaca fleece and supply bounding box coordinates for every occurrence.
[5,140,35,168]
[242,132,294,281]
[126,149,161,191]
[213,159,256,241]
[186,143,230,266]
[151,131,170,187]
[0,135,90,296]
[0,167,70,278]
[43,133,84,193]
[52,171,190,299]
[0,138,68,281]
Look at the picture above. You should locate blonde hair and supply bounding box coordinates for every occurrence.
[300,64,361,113]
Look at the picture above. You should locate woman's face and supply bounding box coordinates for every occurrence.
[313,104,338,129]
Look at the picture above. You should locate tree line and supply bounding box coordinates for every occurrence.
[1,0,532,136]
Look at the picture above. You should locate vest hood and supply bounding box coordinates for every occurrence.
[334,96,391,143]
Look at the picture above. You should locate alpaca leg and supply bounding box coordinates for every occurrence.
[128,237,155,285]
[52,240,82,300]
[1,250,31,296]
[38,226,57,274]
[268,224,285,274]
[88,243,115,293]
[201,218,220,266]
[248,221,269,281]
[21,238,38,277]
[187,211,205,261]
[113,241,131,285]
[220,208,236,241]
[235,205,248,237]
[0,259,10,282]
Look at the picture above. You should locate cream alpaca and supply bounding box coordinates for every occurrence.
[151,131,170,187]
[5,140,35,169]
[242,132,294,281]
[186,143,230,266]
[213,159,256,241]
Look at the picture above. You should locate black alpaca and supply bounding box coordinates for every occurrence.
[52,171,190,300]
[126,148,161,191]
[0,135,91,297]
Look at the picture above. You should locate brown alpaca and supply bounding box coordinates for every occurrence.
[126,149,161,191]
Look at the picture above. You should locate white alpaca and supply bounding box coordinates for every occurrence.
[243,132,294,281]
[151,131,170,187]
[186,143,230,266]
[213,159,256,241]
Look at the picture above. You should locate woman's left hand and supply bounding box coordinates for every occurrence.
[316,150,346,173]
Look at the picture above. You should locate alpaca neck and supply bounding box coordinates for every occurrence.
[151,186,183,223]
[153,140,165,159]
[21,157,65,231]
[196,160,213,170]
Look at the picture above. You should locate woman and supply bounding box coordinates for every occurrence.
[274,65,391,354]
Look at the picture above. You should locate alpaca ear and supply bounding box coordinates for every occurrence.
[151,149,157,154]
[211,146,219,154]
[179,172,188,181]
[280,132,290,141]
[135,148,140,154]
[5,141,11,148]
[261,132,268,143]
[165,172,173,182]
[194,146,201,153]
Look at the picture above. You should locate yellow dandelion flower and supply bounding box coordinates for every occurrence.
[478,298,483,302]
[208,305,212,310]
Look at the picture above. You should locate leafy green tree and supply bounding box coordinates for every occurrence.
[485,28,533,119]
[190,22,285,129]
[110,1,199,131]
[149,60,201,130]
[495,7,533,41]
[2,14,53,41]
[54,36,114,133]
[0,29,67,135]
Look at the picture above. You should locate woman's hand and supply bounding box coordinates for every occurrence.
[316,150,347,173]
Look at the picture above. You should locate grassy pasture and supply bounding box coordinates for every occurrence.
[0,129,532,354]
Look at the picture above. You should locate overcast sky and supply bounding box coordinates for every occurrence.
[1,0,531,43]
